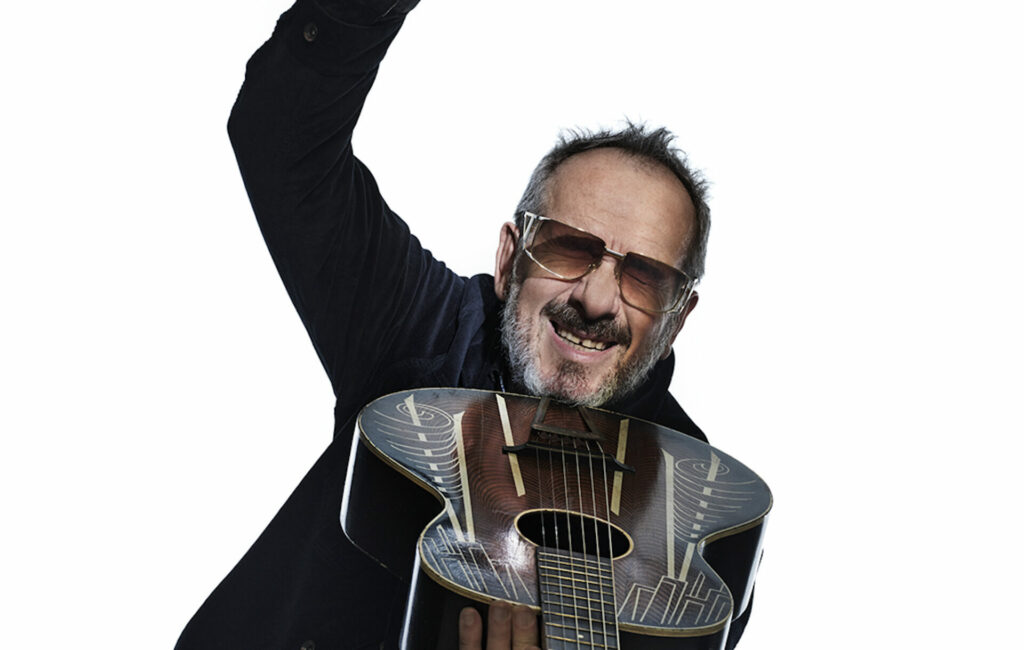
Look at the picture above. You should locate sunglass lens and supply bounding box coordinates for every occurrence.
[621,254,685,313]
[530,221,604,279]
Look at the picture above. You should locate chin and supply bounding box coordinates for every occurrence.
[536,359,620,407]
[518,330,667,408]
[529,373,606,408]
[500,278,666,408]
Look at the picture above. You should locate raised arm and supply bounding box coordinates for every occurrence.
[228,0,462,418]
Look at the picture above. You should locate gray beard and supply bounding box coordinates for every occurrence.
[500,276,672,408]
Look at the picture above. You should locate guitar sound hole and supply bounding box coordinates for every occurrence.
[516,509,631,559]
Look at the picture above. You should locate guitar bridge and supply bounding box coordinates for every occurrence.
[501,397,635,474]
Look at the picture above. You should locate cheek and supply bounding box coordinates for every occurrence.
[517,277,569,313]
[624,312,662,350]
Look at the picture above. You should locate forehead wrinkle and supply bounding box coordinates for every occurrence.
[546,150,695,270]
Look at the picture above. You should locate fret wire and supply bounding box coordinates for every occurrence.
[540,573,619,645]
[540,596,616,608]
[536,550,613,566]
[546,632,619,649]
[570,432,599,649]
[556,435,580,647]
[542,596,616,607]
[539,570,614,584]
[582,436,606,649]
[533,400,552,644]
[537,548,610,561]
[538,412,559,650]
[544,618,614,626]
[546,605,611,628]
[536,553,614,571]
[544,626,616,644]
[537,558,613,573]
[536,565,614,581]
[542,603,616,619]
[548,633,583,643]
[539,563,619,646]
[540,578,614,593]
[537,555,612,568]
[602,470,616,645]
[546,634,614,644]
[593,434,619,649]
[540,594,616,608]
[544,614,614,626]
[540,598,617,612]
[542,609,617,622]
[540,585,610,601]
[531,402,625,650]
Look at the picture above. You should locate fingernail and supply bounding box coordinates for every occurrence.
[460,608,475,626]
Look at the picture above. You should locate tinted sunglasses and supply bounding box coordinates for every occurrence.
[519,211,695,314]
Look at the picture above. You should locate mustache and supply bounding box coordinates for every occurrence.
[542,301,632,347]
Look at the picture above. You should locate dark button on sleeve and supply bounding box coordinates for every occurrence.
[302,22,318,42]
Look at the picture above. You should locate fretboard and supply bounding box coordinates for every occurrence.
[536,546,620,649]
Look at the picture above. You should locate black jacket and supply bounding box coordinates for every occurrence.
[175,2,732,648]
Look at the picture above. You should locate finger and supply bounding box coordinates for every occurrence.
[459,606,483,650]
[512,605,540,650]
[486,602,514,649]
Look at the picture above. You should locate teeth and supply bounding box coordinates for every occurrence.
[556,327,609,351]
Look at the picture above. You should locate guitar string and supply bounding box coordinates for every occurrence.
[579,437,598,650]
[548,431,569,649]
[532,436,548,644]
[558,431,582,650]
[583,437,610,649]
[571,429,596,649]
[539,425,564,647]
[595,435,619,649]
[535,404,614,649]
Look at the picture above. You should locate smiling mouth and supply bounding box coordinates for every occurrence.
[553,323,614,351]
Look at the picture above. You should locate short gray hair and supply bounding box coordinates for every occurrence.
[515,122,710,280]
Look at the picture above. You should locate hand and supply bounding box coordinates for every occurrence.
[458,602,540,650]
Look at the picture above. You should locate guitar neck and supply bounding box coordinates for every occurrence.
[536,546,620,650]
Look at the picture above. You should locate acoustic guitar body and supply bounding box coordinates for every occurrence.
[342,389,771,649]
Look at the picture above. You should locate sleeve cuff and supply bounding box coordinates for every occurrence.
[278,0,408,76]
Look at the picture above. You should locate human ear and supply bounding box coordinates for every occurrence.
[493,222,520,301]
[659,290,699,360]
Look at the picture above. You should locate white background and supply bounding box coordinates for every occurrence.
[2,0,1022,647]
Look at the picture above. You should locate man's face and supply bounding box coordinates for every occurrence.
[495,148,698,407]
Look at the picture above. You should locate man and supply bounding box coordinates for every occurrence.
[177,0,749,648]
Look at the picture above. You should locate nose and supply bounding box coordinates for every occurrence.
[568,255,622,320]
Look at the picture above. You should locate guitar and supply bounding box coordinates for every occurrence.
[342,388,771,649]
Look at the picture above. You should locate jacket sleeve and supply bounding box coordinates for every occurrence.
[228,0,464,417]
